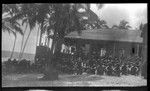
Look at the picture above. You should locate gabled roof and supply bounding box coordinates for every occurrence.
[65,28,143,43]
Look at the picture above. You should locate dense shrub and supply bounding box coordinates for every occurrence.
[2,59,35,74]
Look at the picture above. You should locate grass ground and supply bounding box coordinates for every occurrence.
[2,73,147,87]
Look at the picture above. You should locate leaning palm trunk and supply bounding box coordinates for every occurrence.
[10,36,17,59]
[20,30,32,59]
[19,23,28,60]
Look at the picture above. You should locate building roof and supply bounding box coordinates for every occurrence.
[65,28,143,43]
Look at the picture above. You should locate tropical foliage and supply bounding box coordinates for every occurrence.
[2,4,23,59]
[112,20,131,30]
[2,4,106,79]
[2,3,105,60]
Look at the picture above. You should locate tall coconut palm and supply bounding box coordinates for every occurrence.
[17,3,103,61]
[30,3,104,57]
[18,22,28,59]
[18,4,40,60]
[2,4,23,59]
[10,32,17,59]
[9,4,53,60]
[6,3,104,80]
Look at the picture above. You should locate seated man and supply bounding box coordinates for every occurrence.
[121,63,128,75]
[114,63,121,77]
[97,64,104,75]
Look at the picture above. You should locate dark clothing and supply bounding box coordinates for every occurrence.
[97,65,104,75]
[121,65,128,75]
[107,65,113,76]
[130,66,137,75]
[114,64,121,76]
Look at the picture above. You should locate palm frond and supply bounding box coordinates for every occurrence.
[2,21,16,36]
[2,22,11,33]
[11,13,25,21]
[22,18,28,26]
[13,24,24,35]
[11,31,17,38]
[2,4,10,13]
[28,16,37,31]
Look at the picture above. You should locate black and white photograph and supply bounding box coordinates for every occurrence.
[2,3,147,87]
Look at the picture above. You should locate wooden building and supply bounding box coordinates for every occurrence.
[63,28,143,60]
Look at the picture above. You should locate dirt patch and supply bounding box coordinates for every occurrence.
[2,74,147,87]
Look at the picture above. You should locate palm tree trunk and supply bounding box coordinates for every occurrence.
[20,30,32,59]
[36,25,40,46]
[19,23,28,60]
[10,36,17,59]
[47,37,50,48]
[39,23,43,46]
[51,38,56,55]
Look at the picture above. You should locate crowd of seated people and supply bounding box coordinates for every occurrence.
[2,48,142,77]
[58,49,142,76]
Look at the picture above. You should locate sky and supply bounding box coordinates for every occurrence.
[2,3,147,55]
[91,3,147,29]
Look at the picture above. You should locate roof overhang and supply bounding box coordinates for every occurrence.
[65,29,143,43]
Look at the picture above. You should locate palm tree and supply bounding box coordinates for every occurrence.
[18,4,41,60]
[5,4,104,80]
[48,4,98,55]
[18,18,29,60]
[7,4,54,61]
[2,4,23,59]
[43,3,105,63]
[35,25,41,46]
[10,32,17,59]
[2,19,17,59]
[30,3,104,58]
[31,4,105,80]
